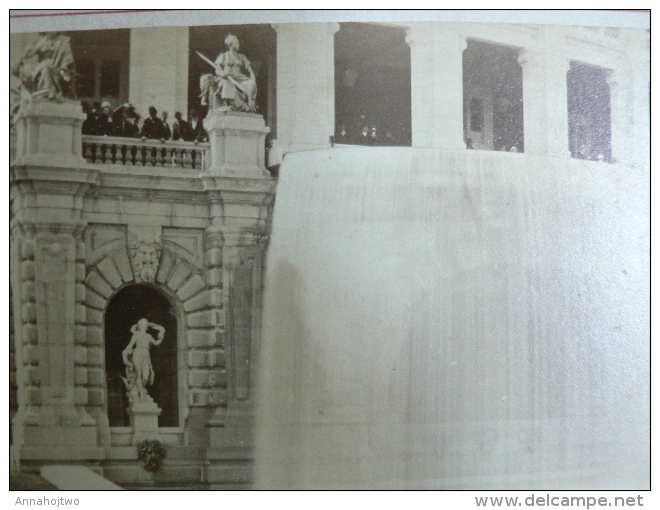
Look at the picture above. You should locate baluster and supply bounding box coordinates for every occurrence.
[100,143,109,163]
[119,144,127,165]
[140,145,147,166]
[110,144,118,164]
[191,149,198,170]
[130,144,138,165]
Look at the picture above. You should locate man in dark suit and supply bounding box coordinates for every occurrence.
[172,111,191,141]
[187,108,208,142]
[161,111,172,140]
[141,106,166,141]
[112,104,140,138]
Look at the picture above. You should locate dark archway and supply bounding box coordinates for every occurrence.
[105,285,178,427]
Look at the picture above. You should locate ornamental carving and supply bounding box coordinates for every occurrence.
[128,227,162,283]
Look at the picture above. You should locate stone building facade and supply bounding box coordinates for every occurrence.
[9,19,649,488]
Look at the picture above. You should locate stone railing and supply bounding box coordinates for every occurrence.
[82,135,209,170]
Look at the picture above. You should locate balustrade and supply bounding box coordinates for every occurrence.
[82,135,209,170]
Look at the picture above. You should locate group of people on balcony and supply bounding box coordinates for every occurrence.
[334,117,399,147]
[81,101,208,143]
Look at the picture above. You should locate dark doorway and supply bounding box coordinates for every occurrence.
[105,285,178,427]
[334,23,412,147]
[463,40,524,152]
[568,61,612,162]
[65,29,131,110]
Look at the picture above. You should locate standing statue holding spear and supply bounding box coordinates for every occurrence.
[198,34,257,112]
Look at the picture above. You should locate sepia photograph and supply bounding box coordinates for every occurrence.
[8,9,650,497]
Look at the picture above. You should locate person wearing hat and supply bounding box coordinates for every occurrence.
[172,111,191,141]
[112,103,139,138]
[141,106,166,141]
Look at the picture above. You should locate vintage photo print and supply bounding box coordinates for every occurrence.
[8,9,650,499]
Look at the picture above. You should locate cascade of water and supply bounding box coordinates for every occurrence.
[255,148,649,489]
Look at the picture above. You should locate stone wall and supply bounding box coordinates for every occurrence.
[10,103,275,487]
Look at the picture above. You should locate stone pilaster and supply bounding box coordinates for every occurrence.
[15,230,101,460]
[10,101,103,462]
[606,71,630,165]
[203,177,274,483]
[629,32,650,169]
[406,23,466,150]
[518,35,571,158]
[272,22,339,158]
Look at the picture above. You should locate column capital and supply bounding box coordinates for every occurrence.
[606,69,627,92]
[517,48,540,69]
[405,22,443,48]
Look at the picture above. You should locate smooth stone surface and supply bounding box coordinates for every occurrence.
[41,465,123,490]
[255,147,649,489]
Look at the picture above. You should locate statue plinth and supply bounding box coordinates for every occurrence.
[128,400,162,445]
[13,100,87,169]
[203,110,270,178]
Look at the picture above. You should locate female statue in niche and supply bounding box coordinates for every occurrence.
[122,318,165,402]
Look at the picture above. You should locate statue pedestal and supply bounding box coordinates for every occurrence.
[128,400,162,445]
[13,100,87,168]
[203,110,270,177]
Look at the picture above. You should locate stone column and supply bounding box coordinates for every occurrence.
[272,23,339,158]
[606,71,631,166]
[406,23,465,150]
[628,31,650,169]
[129,27,189,118]
[518,38,571,158]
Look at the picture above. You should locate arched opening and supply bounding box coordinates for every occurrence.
[105,284,179,427]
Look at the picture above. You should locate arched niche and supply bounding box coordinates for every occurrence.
[105,284,179,427]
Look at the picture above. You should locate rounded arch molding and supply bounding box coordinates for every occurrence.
[83,242,211,411]
[84,243,208,328]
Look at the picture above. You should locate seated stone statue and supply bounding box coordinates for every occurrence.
[199,34,257,112]
[12,31,76,102]
[122,319,165,402]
